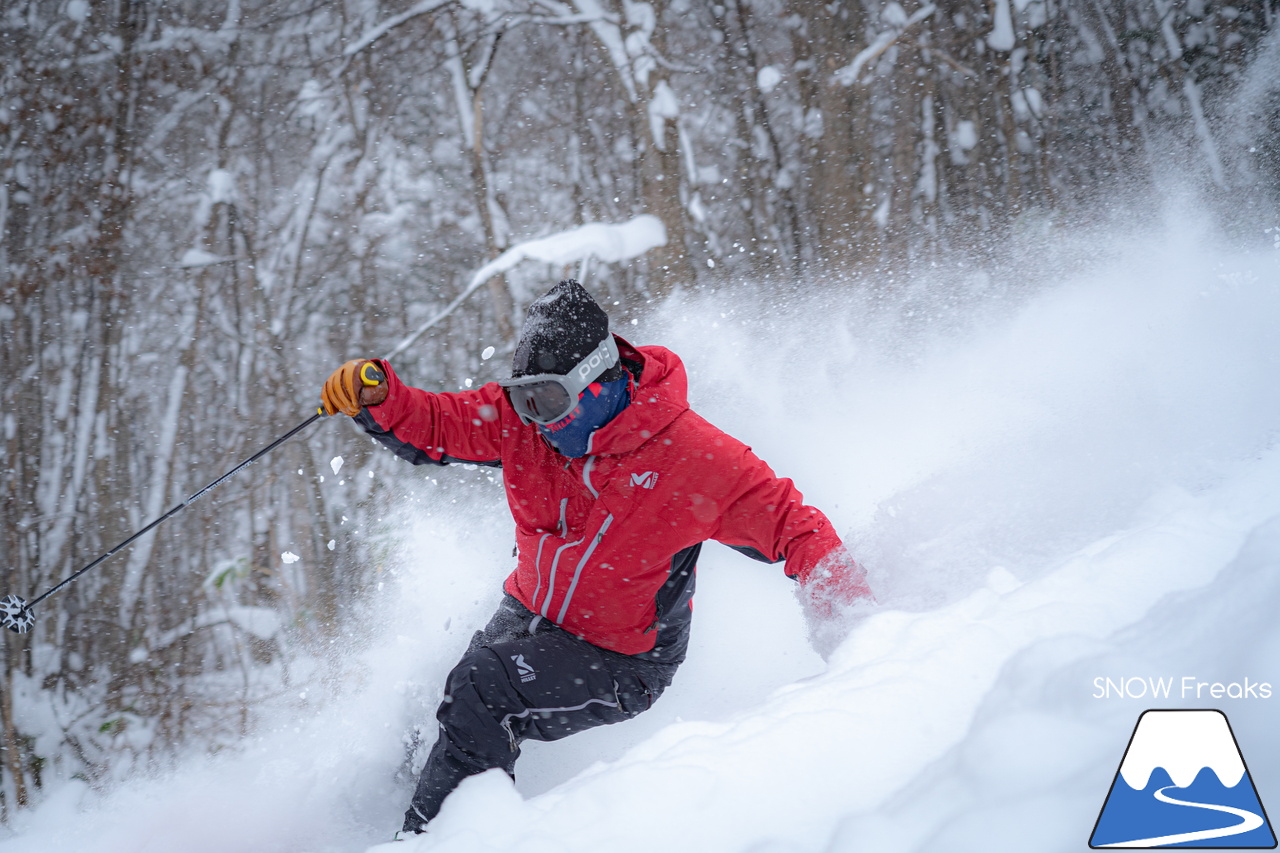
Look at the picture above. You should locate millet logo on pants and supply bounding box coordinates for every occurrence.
[511,654,537,682]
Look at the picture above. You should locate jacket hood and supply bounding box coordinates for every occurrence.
[585,335,689,456]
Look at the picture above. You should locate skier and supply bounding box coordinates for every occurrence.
[319,280,872,835]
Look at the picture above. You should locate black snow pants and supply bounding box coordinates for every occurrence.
[403,594,678,832]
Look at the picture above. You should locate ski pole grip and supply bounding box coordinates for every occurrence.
[360,362,385,387]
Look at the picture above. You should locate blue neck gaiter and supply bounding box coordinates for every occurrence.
[538,375,631,458]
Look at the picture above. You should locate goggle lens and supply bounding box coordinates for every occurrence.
[507,381,574,424]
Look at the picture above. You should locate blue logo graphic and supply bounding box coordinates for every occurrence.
[1091,709,1276,848]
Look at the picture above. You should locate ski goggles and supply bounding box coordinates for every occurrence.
[499,335,620,425]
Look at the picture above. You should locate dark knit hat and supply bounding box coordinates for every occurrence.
[512,280,622,380]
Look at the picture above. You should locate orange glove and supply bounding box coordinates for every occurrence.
[321,359,388,417]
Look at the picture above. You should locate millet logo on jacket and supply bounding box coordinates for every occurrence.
[631,471,659,489]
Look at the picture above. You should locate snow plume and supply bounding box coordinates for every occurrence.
[665,220,1280,610]
[5,209,1280,853]
[0,485,514,853]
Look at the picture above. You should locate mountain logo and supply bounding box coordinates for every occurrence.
[1090,709,1276,848]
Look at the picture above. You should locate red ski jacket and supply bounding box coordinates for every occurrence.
[356,337,863,658]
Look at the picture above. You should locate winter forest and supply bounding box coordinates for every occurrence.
[3,0,1280,846]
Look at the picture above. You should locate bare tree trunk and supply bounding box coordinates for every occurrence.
[790,0,874,277]
[716,0,804,278]
[1,636,30,811]
[630,6,697,295]
[443,13,517,339]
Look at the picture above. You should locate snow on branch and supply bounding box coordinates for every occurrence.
[342,0,456,58]
[835,3,937,86]
[986,0,1015,51]
[528,0,615,26]
[471,214,667,285]
[383,215,667,360]
[127,606,282,663]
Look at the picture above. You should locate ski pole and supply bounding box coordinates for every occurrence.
[1,361,387,634]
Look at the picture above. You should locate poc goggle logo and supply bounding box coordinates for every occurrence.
[575,340,615,382]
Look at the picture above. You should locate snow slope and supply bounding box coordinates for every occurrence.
[3,215,1280,853]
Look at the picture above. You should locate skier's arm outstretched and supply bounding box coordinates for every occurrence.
[321,358,509,467]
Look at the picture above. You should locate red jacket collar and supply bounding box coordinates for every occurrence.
[585,335,690,456]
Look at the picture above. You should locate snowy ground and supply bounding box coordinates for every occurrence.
[3,213,1280,853]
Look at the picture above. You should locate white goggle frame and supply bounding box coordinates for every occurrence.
[499,335,620,425]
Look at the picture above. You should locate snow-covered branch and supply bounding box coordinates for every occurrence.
[834,3,937,86]
[383,215,667,360]
[342,0,456,58]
